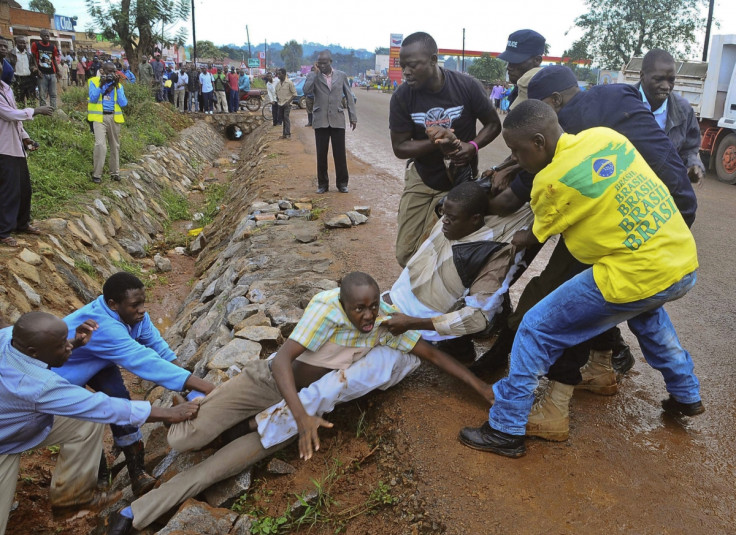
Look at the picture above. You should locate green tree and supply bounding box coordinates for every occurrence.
[280,40,303,72]
[196,40,226,61]
[467,54,506,83]
[86,0,189,73]
[29,0,55,15]
[568,0,705,68]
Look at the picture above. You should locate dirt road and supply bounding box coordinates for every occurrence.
[313,88,736,533]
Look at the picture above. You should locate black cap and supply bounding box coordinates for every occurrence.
[528,66,579,100]
[498,30,546,64]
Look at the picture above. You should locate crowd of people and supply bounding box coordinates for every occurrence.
[0,25,707,535]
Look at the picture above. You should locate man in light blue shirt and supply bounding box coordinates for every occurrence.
[638,83,668,130]
[55,272,214,496]
[199,65,214,114]
[0,311,198,535]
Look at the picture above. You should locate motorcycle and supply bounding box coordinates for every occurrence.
[239,89,265,112]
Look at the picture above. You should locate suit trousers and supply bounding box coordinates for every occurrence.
[314,127,348,190]
[0,155,32,239]
[0,417,103,535]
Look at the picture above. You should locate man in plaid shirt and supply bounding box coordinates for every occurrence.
[109,272,492,534]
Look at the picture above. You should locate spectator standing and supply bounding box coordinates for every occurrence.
[137,55,154,88]
[265,72,279,126]
[88,62,127,184]
[70,54,78,85]
[58,59,69,92]
[199,66,214,114]
[151,56,164,101]
[30,29,61,108]
[11,37,38,107]
[303,50,357,193]
[121,64,136,83]
[212,67,228,113]
[275,68,296,139]
[226,67,239,112]
[174,66,187,112]
[0,37,53,248]
[187,65,200,112]
[238,68,250,113]
[76,57,86,86]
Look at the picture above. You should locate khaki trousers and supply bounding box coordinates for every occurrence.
[92,114,121,179]
[395,162,446,268]
[0,417,103,535]
[131,360,285,529]
[215,90,228,113]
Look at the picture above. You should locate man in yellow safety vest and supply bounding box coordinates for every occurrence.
[88,62,127,183]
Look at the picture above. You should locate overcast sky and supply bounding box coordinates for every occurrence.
[21,0,736,59]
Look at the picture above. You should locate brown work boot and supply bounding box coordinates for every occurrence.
[121,440,157,496]
[526,381,574,442]
[52,489,122,515]
[575,349,618,395]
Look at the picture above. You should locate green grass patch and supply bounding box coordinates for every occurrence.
[161,189,192,221]
[25,84,192,219]
[74,258,99,279]
[200,183,228,227]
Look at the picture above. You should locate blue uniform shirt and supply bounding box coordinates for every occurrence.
[55,295,191,391]
[0,327,150,455]
[88,80,128,112]
[638,84,668,130]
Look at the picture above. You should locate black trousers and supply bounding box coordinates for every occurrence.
[315,127,348,189]
[0,155,32,238]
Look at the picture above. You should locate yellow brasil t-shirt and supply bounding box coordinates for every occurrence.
[531,127,698,303]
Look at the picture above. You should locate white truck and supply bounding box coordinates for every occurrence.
[622,34,736,184]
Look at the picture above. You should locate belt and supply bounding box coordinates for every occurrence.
[103,111,114,115]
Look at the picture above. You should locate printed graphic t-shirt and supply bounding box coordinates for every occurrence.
[32,41,57,74]
[389,69,494,191]
[531,127,698,303]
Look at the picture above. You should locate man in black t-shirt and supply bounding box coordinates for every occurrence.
[31,30,60,109]
[389,32,500,267]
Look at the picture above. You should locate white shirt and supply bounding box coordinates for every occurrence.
[14,48,31,77]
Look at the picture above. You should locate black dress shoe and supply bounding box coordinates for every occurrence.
[458,422,526,458]
[107,511,133,535]
[611,330,635,378]
[661,395,705,416]
[316,186,328,194]
[337,186,349,193]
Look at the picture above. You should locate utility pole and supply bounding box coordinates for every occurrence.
[461,28,466,73]
[191,0,197,65]
[702,0,715,61]
[246,25,252,59]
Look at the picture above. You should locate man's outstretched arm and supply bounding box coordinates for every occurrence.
[409,339,493,404]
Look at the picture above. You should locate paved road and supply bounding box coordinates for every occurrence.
[343,86,736,532]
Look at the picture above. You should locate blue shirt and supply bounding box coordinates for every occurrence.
[509,83,696,227]
[638,84,668,130]
[0,328,150,454]
[88,79,128,112]
[55,296,191,391]
[239,74,250,92]
[122,69,136,83]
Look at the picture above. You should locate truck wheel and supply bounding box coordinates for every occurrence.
[715,133,736,184]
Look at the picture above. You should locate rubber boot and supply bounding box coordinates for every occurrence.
[121,440,156,497]
[575,349,618,395]
[526,381,574,441]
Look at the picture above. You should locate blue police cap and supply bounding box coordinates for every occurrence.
[527,65,579,100]
[498,30,546,64]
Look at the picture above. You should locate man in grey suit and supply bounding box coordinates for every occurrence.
[303,50,357,193]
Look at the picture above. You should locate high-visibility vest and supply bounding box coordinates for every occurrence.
[87,77,125,124]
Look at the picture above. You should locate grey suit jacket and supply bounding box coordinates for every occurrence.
[303,69,357,129]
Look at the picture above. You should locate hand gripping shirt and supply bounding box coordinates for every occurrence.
[289,288,421,370]
[531,128,698,303]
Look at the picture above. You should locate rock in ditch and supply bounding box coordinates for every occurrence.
[203,467,253,508]
[324,214,352,228]
[154,253,173,272]
[267,458,296,475]
[206,338,262,370]
[346,211,368,225]
[156,498,238,535]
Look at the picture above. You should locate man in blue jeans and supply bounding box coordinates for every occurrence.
[459,100,702,458]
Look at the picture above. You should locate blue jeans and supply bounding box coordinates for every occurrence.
[202,91,213,112]
[189,90,199,111]
[87,365,142,446]
[489,268,700,436]
[38,73,57,108]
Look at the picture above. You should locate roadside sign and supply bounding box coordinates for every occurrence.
[248,58,260,67]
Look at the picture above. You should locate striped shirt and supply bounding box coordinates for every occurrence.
[289,288,420,360]
[0,327,150,455]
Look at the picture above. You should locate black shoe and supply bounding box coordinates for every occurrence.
[121,440,157,497]
[91,173,101,184]
[611,332,635,378]
[316,186,328,194]
[458,422,526,458]
[337,186,349,193]
[661,395,705,417]
[107,511,133,535]
[110,173,121,182]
